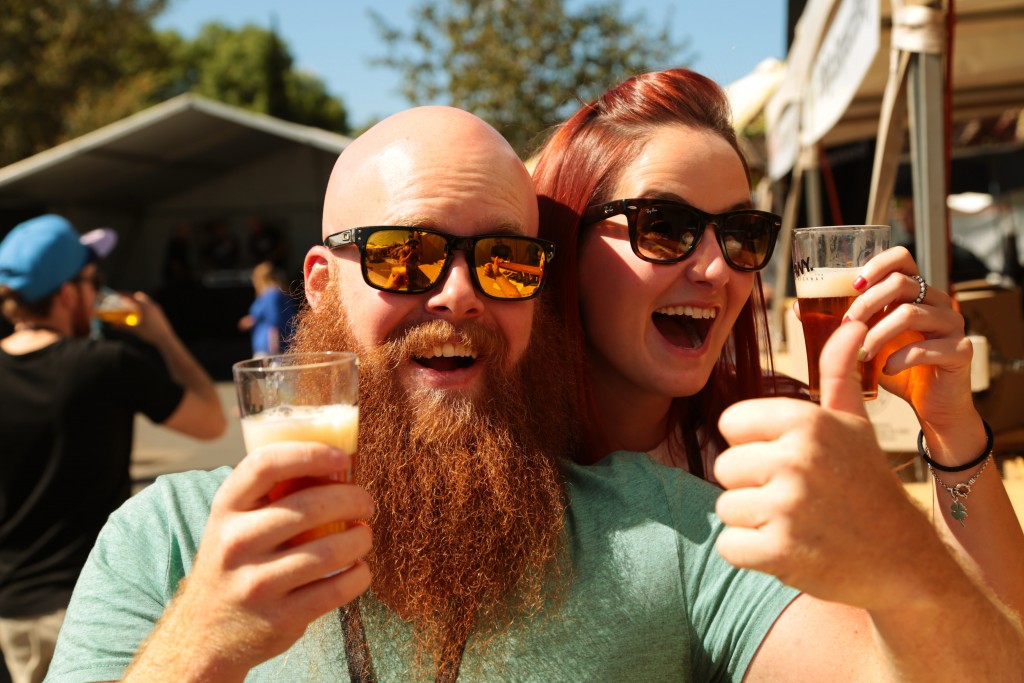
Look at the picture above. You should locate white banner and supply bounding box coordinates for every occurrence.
[763,0,837,179]
[802,0,880,146]
[767,101,801,181]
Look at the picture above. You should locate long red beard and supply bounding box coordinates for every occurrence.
[290,281,576,676]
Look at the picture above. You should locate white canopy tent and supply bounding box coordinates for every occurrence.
[0,94,351,291]
[755,0,1024,445]
[764,0,1024,309]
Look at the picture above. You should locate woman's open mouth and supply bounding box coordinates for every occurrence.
[652,305,716,350]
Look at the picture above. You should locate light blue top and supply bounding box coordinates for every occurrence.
[47,452,798,682]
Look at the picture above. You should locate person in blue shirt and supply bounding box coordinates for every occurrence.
[239,261,297,357]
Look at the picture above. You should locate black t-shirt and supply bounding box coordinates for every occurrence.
[0,336,184,617]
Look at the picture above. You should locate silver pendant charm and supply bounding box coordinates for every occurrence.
[950,501,968,526]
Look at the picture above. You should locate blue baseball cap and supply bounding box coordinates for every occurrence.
[0,214,117,303]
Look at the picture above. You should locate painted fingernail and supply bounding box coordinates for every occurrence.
[852,276,867,291]
[842,314,853,324]
[857,347,869,362]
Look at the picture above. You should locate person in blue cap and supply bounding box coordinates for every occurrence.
[0,214,227,683]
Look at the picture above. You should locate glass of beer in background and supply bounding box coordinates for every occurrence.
[792,225,890,401]
[93,287,141,327]
[233,351,359,546]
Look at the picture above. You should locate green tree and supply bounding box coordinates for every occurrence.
[372,0,692,155]
[0,0,169,166]
[0,10,350,167]
[166,22,349,134]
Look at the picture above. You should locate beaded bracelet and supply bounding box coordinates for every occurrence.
[917,419,994,472]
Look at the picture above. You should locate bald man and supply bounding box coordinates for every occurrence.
[47,107,584,682]
[47,108,1024,682]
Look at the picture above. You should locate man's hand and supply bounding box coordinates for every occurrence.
[713,321,934,611]
[121,291,175,345]
[125,442,373,681]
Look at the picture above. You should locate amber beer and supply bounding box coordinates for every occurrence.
[93,288,141,326]
[232,352,359,548]
[241,404,359,545]
[94,308,140,327]
[795,268,884,400]
[791,225,890,401]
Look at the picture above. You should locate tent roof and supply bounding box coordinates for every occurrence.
[777,0,1024,148]
[0,94,351,209]
[725,58,787,132]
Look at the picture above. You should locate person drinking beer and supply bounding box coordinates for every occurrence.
[0,214,226,683]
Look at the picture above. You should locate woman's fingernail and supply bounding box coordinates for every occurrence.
[857,347,869,362]
[852,276,867,291]
[842,314,853,324]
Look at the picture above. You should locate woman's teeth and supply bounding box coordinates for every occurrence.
[654,305,717,319]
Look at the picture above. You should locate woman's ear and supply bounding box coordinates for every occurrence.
[303,245,333,311]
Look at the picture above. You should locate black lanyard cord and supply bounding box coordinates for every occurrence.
[339,600,377,683]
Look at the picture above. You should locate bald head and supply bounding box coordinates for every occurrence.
[322,106,537,239]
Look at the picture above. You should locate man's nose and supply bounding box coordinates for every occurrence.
[425,252,485,320]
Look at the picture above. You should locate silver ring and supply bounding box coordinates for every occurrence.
[911,274,927,305]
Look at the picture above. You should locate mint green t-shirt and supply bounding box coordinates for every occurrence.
[46,452,798,682]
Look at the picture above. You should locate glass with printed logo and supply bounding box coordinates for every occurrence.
[791,225,890,401]
[233,352,359,545]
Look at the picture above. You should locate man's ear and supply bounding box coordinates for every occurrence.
[303,246,333,310]
[55,281,80,310]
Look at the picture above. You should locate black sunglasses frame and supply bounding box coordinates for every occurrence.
[583,198,782,272]
[323,226,556,300]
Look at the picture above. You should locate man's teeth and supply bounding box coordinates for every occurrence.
[655,305,717,319]
[426,342,477,359]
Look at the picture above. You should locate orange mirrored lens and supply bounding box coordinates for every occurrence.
[473,238,546,299]
[363,230,447,293]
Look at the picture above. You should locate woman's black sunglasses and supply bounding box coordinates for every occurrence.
[583,198,782,272]
[323,226,555,301]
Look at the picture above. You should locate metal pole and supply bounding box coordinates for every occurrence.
[906,33,950,292]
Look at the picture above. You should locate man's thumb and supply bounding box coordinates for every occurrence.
[818,320,871,418]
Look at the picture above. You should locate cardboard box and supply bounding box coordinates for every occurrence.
[957,285,1024,435]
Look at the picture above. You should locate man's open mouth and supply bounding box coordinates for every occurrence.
[412,342,479,371]
[652,305,716,350]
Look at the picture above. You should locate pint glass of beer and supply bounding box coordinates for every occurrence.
[791,225,890,401]
[232,351,359,546]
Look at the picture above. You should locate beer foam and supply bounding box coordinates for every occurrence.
[241,404,358,454]
[794,267,860,298]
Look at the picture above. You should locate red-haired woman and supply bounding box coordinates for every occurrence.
[532,67,1024,677]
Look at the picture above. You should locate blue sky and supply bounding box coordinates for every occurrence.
[156,0,789,129]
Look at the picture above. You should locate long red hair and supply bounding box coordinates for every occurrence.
[532,68,781,477]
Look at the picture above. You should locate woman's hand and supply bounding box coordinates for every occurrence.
[843,246,980,439]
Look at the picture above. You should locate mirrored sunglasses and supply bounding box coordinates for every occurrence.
[323,226,555,300]
[583,198,782,272]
